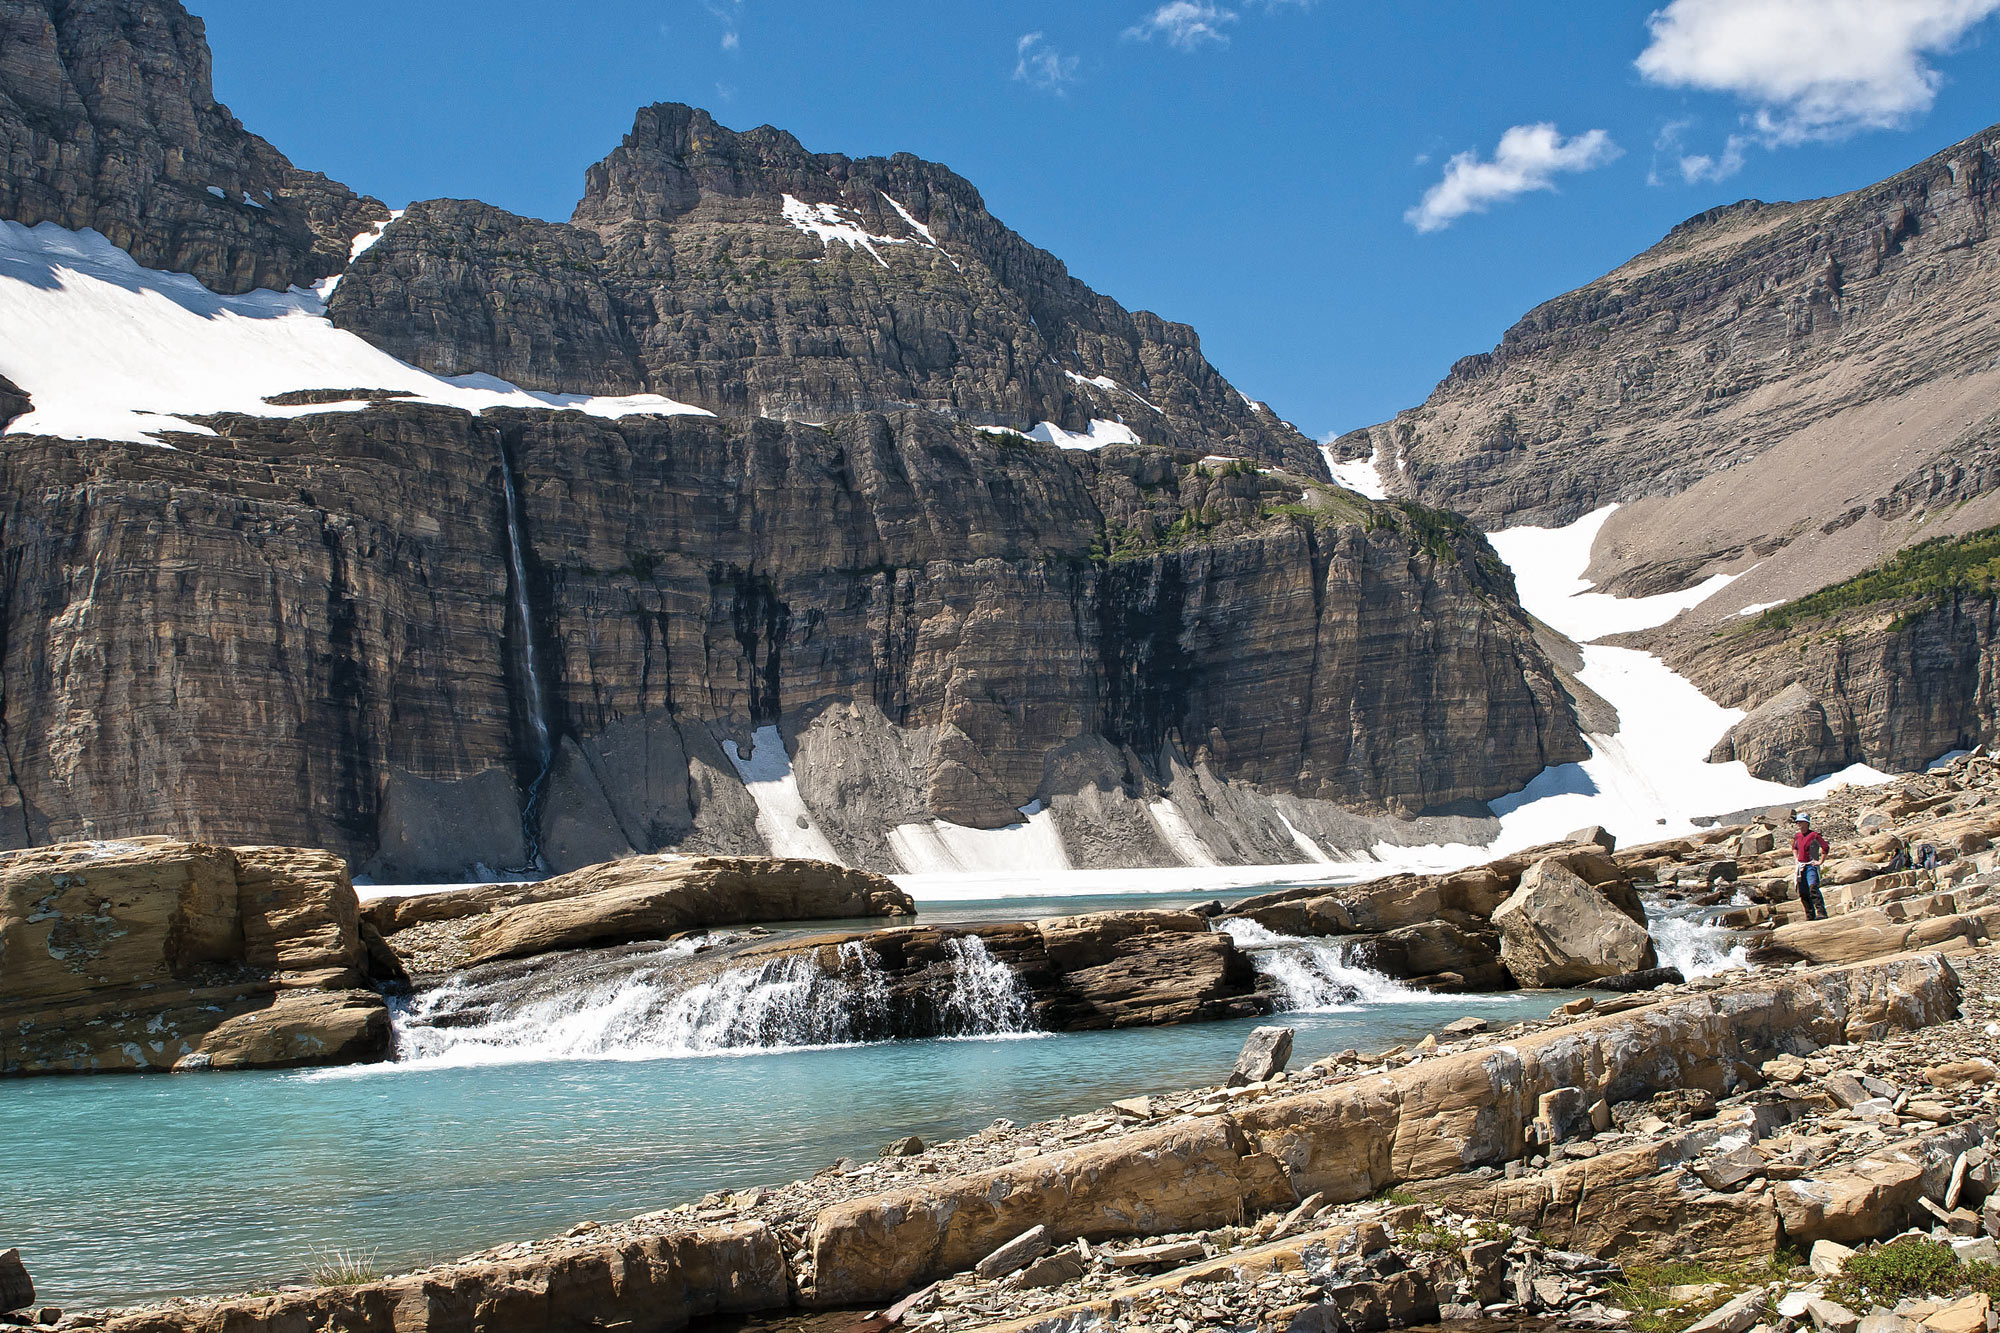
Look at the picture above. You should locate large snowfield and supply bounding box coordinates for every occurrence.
[0,222,1907,900]
[0,220,711,444]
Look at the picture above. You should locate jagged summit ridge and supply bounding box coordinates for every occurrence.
[329,102,1324,475]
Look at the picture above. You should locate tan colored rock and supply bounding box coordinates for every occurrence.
[1036,910,1209,971]
[1490,856,1657,987]
[806,1116,1295,1307]
[1775,1152,1927,1246]
[1763,909,1999,966]
[0,839,386,1076]
[1435,1133,1780,1263]
[180,989,392,1071]
[1926,1060,1998,1090]
[807,954,1957,1307]
[98,1220,783,1333]
[451,856,915,967]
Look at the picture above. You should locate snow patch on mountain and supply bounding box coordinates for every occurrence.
[0,220,710,445]
[1323,440,1388,499]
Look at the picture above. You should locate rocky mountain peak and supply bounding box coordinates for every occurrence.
[0,0,387,293]
[326,99,1328,473]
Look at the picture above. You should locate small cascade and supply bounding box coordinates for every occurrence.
[1217,919,1444,1012]
[938,935,1034,1036]
[390,933,1038,1067]
[1648,904,1751,979]
[497,443,554,865]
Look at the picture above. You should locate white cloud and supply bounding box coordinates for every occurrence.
[1125,2,1238,49]
[1636,0,2000,145]
[1406,123,1622,233]
[1649,119,1749,184]
[1014,32,1080,91]
[720,29,739,50]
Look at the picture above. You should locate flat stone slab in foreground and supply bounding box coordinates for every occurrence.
[805,951,1958,1305]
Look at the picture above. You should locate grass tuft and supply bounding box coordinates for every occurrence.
[307,1245,383,1287]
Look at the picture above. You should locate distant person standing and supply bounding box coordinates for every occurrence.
[1793,812,1830,920]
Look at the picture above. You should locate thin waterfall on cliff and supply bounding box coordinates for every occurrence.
[938,935,1034,1036]
[498,444,554,865]
[1216,918,1445,1011]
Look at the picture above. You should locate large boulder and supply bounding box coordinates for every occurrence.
[431,856,915,968]
[1709,683,1844,786]
[0,840,388,1075]
[1490,857,1658,988]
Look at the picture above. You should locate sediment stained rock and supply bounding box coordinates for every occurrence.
[0,410,1581,872]
[0,0,386,293]
[332,104,1321,476]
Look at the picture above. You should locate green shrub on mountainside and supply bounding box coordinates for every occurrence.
[1758,526,2000,633]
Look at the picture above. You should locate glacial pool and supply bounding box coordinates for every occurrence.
[0,889,1706,1309]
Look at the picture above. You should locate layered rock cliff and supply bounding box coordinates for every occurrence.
[1337,119,2000,784]
[328,104,1323,476]
[1688,591,2000,784]
[1343,119,2000,533]
[0,406,1583,876]
[0,0,387,292]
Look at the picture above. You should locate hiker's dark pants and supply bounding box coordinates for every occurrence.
[1797,865,1827,920]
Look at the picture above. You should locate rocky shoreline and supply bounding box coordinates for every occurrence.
[10,756,2000,1330]
[11,949,1984,1333]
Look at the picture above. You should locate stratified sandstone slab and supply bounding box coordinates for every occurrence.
[805,952,1958,1306]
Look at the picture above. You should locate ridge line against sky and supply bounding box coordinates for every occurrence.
[193,0,2000,439]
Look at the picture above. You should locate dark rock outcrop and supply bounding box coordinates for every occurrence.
[1689,595,2000,783]
[331,104,1323,476]
[0,406,1584,872]
[0,0,387,292]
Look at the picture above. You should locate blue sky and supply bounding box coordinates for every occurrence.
[196,1,2000,439]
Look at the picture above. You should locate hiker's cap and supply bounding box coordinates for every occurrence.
[1794,813,1810,822]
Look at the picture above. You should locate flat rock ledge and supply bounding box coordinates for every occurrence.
[58,950,1969,1333]
[363,853,913,972]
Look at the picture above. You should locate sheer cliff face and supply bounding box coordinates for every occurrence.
[1345,121,2000,531]
[0,1,1586,874]
[0,409,1582,875]
[0,0,386,292]
[328,105,1324,477]
[1683,594,2000,785]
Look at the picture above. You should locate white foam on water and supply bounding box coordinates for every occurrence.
[938,935,1034,1035]
[1217,919,1448,1011]
[1650,906,1751,980]
[722,725,846,863]
[0,221,711,444]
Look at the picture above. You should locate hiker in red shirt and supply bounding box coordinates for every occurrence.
[1793,812,1829,920]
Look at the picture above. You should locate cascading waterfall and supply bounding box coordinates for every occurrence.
[938,935,1034,1036]
[1648,904,1751,979]
[498,443,554,867]
[391,934,1037,1067]
[1217,918,1446,1012]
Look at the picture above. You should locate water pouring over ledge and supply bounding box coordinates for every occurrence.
[392,932,1037,1067]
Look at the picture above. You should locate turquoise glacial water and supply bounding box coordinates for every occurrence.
[2,891,1566,1309]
